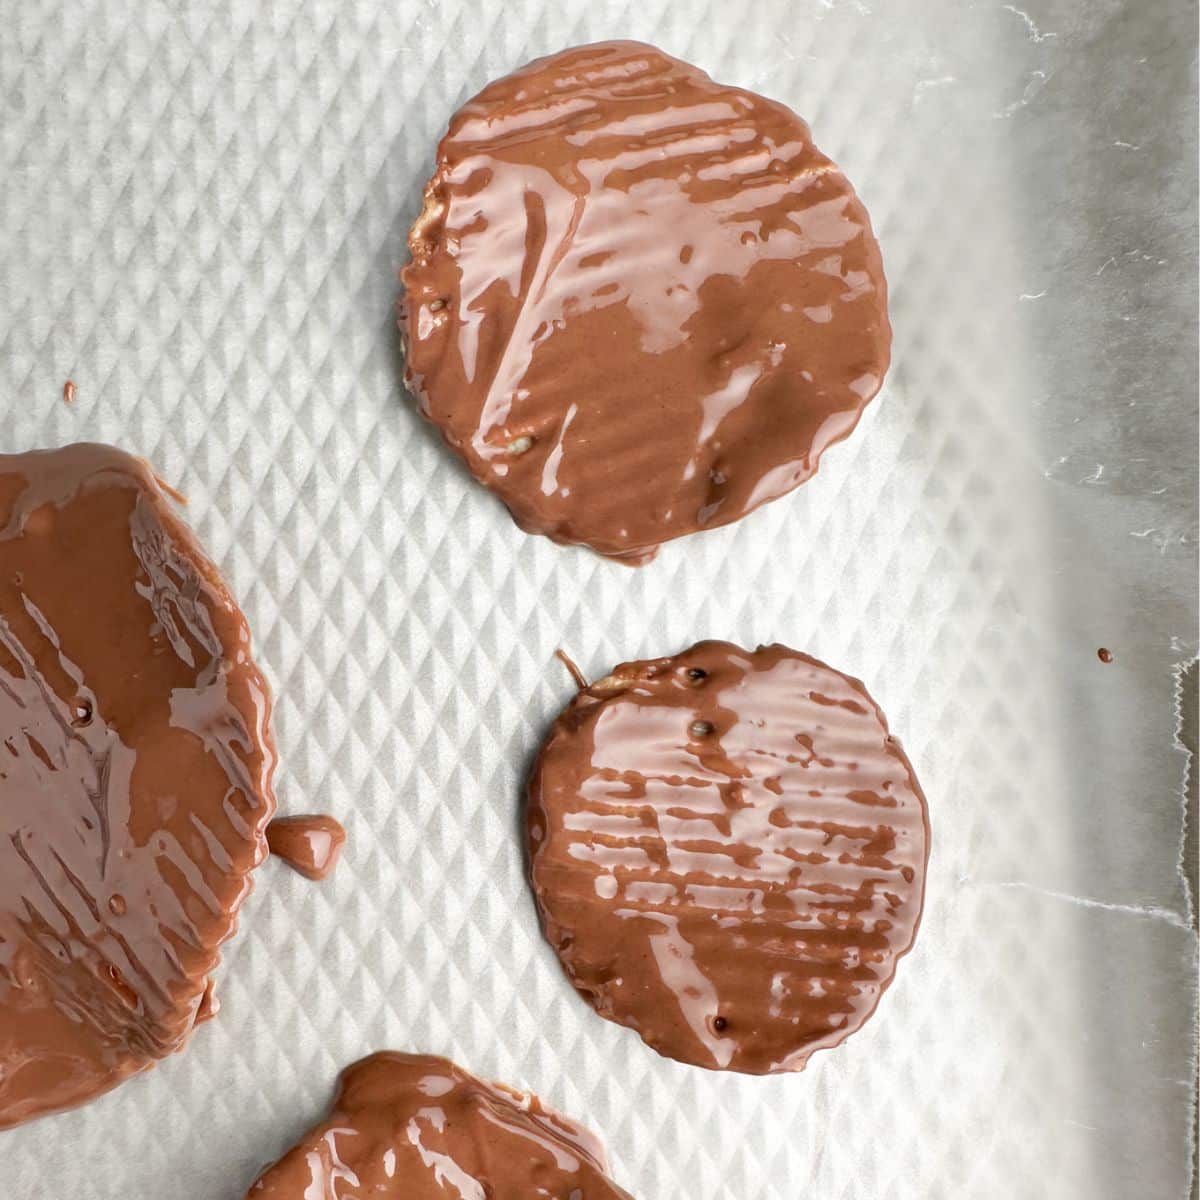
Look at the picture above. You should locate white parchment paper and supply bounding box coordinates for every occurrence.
[1,2,1195,1197]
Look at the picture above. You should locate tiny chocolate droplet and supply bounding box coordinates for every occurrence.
[687,668,707,681]
[690,720,714,737]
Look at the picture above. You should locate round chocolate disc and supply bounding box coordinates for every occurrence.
[526,640,928,1073]
[245,1052,634,1198]
[400,41,890,564]
[0,444,276,1127]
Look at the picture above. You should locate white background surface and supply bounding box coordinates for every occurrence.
[1,1,1196,1197]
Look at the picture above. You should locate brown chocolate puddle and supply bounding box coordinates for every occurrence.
[0,444,276,1127]
[244,1051,635,1198]
[401,40,890,563]
[527,640,929,1073]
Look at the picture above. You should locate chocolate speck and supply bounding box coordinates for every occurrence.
[63,380,75,404]
[71,699,93,726]
[1097,647,1114,664]
[686,668,707,681]
[712,1015,728,1032]
[690,720,714,737]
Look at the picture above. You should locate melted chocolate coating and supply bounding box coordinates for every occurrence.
[527,641,928,1073]
[401,41,890,563]
[244,1051,634,1198]
[266,815,346,881]
[0,444,276,1127]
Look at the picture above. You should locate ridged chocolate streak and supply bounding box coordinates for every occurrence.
[244,1052,635,1198]
[0,445,276,1127]
[527,641,928,1074]
[401,41,890,564]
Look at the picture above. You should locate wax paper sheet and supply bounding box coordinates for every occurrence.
[1,2,1196,1197]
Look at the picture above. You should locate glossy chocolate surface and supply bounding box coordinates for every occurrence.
[527,640,928,1073]
[245,1051,634,1198]
[0,444,276,1127]
[266,815,346,881]
[401,40,890,563]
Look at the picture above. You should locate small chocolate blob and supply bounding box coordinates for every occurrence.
[266,815,346,881]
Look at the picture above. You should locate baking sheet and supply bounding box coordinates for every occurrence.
[1,1,1196,1197]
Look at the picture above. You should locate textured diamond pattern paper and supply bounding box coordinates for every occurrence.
[1,2,1196,1198]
